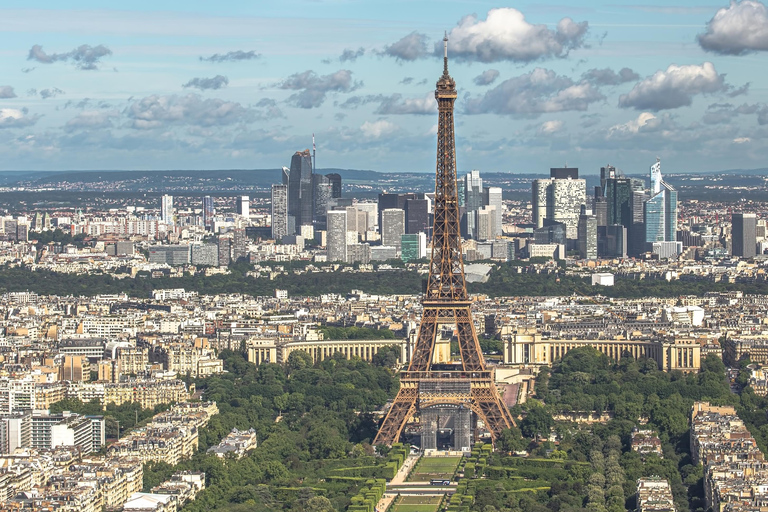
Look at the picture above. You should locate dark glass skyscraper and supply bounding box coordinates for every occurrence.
[288,150,313,233]
[203,196,214,231]
[732,213,757,258]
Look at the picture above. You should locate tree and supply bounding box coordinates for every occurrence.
[520,406,554,439]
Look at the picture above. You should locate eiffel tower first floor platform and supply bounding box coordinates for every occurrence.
[373,370,516,447]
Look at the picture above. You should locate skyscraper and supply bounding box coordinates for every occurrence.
[232,228,247,262]
[732,213,757,258]
[463,170,483,238]
[578,214,598,260]
[203,196,214,231]
[325,173,342,198]
[483,186,503,238]
[381,208,405,249]
[532,179,550,229]
[288,149,313,233]
[312,174,332,230]
[236,196,249,218]
[271,184,288,241]
[326,210,347,262]
[404,198,429,234]
[531,171,586,239]
[643,159,678,250]
[161,195,173,225]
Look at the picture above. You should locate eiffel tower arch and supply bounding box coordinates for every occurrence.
[373,36,515,448]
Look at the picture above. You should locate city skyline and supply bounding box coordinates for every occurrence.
[1,1,768,174]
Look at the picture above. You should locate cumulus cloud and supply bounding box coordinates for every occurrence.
[27,44,112,70]
[582,67,639,85]
[375,94,435,115]
[39,87,64,99]
[618,62,729,111]
[382,32,430,61]
[182,75,229,90]
[698,0,768,55]
[464,68,604,117]
[537,120,564,135]
[473,69,500,86]
[360,119,398,138]
[64,110,119,132]
[339,47,365,62]
[443,8,588,63]
[606,112,663,138]
[278,69,360,108]
[125,94,253,129]
[200,50,261,63]
[0,108,40,129]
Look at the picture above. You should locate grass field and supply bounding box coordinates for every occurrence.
[391,495,442,512]
[409,456,461,481]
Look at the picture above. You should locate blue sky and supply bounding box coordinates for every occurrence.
[1,1,768,175]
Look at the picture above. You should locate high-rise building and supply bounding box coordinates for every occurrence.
[463,170,483,238]
[475,206,496,241]
[236,196,249,218]
[326,173,342,198]
[404,198,429,234]
[381,208,405,250]
[217,237,231,266]
[313,174,333,230]
[326,210,347,262]
[161,195,174,225]
[732,213,757,258]
[232,228,247,262]
[203,196,215,231]
[401,233,427,262]
[532,179,550,229]
[550,178,586,239]
[598,224,627,258]
[550,167,578,180]
[532,172,586,239]
[288,149,314,233]
[578,214,598,260]
[483,186,503,237]
[643,159,678,251]
[271,184,288,241]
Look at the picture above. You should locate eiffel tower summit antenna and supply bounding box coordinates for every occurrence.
[373,39,515,449]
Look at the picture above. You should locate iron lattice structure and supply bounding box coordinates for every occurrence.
[373,39,515,447]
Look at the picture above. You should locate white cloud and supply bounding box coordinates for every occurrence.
[360,120,398,138]
[698,0,768,55]
[618,62,728,111]
[0,108,40,129]
[375,94,435,115]
[464,68,604,117]
[733,137,751,143]
[64,110,120,132]
[126,94,253,129]
[537,120,564,135]
[278,69,360,108]
[607,112,660,137]
[382,32,430,61]
[444,8,588,63]
[0,86,17,99]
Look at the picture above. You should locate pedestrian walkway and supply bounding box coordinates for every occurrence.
[375,454,420,511]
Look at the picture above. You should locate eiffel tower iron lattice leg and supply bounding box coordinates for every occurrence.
[373,36,515,448]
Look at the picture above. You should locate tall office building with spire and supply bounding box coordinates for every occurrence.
[287,149,313,234]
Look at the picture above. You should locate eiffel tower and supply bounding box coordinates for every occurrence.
[373,36,515,448]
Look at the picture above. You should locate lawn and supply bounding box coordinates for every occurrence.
[408,456,461,481]
[391,495,442,512]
